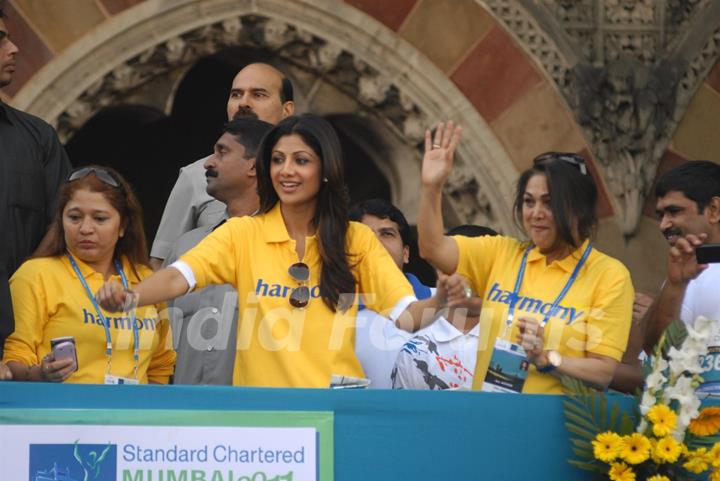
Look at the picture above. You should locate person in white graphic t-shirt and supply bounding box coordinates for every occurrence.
[392,225,496,390]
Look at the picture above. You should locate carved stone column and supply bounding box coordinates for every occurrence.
[482,0,720,235]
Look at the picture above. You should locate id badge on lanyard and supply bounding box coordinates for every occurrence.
[68,253,140,383]
[481,243,592,393]
[104,374,139,385]
[482,339,530,393]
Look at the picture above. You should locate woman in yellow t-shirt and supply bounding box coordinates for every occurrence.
[418,122,633,394]
[3,166,175,384]
[96,114,446,388]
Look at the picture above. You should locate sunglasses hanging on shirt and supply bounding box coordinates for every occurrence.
[288,262,310,308]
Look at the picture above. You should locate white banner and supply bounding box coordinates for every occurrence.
[1,424,317,481]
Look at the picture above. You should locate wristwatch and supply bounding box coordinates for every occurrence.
[537,350,562,373]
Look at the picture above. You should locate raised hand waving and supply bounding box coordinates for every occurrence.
[421,121,463,189]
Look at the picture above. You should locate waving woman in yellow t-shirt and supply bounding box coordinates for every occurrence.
[3,166,176,384]
[418,122,634,394]
[96,114,445,388]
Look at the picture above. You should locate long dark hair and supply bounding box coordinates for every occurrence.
[256,114,355,311]
[513,153,598,249]
[35,165,149,280]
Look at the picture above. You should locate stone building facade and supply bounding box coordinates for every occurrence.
[3,0,720,291]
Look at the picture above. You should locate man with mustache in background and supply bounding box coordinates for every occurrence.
[643,161,720,394]
[0,3,71,379]
[150,63,294,270]
[163,117,273,385]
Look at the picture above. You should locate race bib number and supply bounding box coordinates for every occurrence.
[698,321,720,395]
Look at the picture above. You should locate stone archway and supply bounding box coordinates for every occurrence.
[480,0,720,235]
[12,0,520,233]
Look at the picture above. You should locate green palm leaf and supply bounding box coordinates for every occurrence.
[619,411,636,435]
[609,402,619,431]
[565,422,598,441]
[572,447,594,458]
[687,432,720,450]
[599,393,607,429]
[571,438,593,450]
[561,375,634,473]
[568,459,605,474]
[565,411,601,434]
[658,319,688,358]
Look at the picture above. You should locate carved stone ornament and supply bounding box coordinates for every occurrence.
[54,15,425,144]
[483,0,720,235]
[50,11,497,229]
[446,165,494,228]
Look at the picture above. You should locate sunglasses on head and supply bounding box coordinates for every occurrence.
[68,167,122,188]
[288,262,310,308]
[533,152,588,176]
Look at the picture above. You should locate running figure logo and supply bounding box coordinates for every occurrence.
[73,441,113,481]
[29,442,117,481]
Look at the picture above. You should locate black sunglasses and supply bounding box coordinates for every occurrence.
[533,152,588,176]
[288,262,310,308]
[68,167,122,188]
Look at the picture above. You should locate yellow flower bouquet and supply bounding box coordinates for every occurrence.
[564,318,720,480]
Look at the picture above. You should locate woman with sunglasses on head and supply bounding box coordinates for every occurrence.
[2,166,175,384]
[418,122,634,394]
[96,114,446,388]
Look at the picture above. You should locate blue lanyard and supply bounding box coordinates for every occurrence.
[505,242,593,329]
[67,253,139,370]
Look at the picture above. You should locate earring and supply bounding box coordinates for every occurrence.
[322,177,328,183]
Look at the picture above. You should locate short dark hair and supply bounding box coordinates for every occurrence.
[348,199,412,247]
[513,152,598,248]
[223,117,273,160]
[447,224,498,238]
[655,160,720,213]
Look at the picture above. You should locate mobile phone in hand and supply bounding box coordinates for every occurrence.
[50,336,78,372]
[696,244,720,264]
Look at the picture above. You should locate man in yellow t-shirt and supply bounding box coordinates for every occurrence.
[178,203,417,388]
[455,235,634,394]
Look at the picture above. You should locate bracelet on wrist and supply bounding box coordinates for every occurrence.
[536,350,562,373]
[122,289,140,311]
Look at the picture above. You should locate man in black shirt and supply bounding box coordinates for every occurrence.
[0,6,71,363]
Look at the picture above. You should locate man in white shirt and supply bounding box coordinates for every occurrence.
[392,225,495,390]
[349,199,434,388]
[150,63,294,269]
[644,161,720,393]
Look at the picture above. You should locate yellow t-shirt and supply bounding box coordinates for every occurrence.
[454,235,634,394]
[180,203,414,388]
[3,255,176,384]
